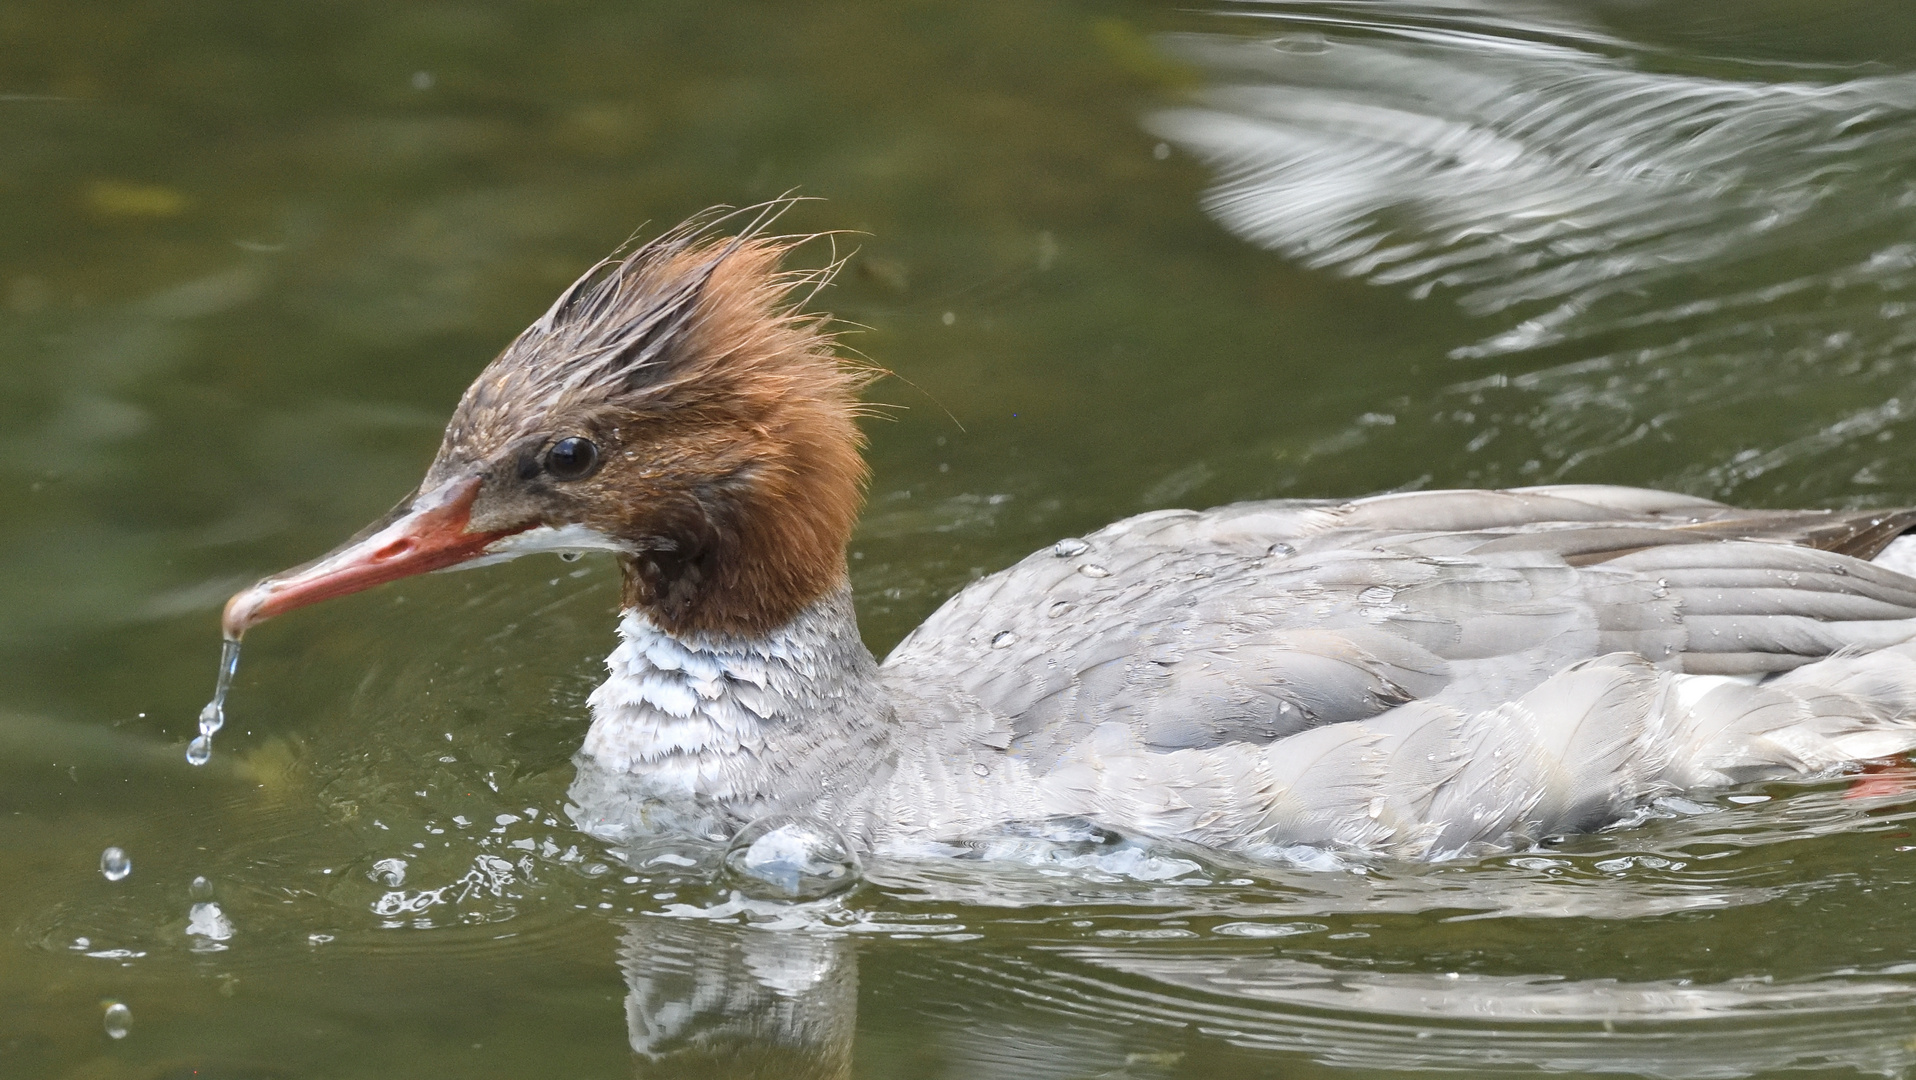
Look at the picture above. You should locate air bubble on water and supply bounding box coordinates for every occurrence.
[189,875,213,901]
[1359,585,1395,605]
[102,1001,131,1040]
[722,814,863,902]
[370,858,407,887]
[1052,537,1089,557]
[100,847,131,882]
[990,631,1018,648]
[559,551,581,562]
[1078,563,1110,578]
[1268,542,1297,557]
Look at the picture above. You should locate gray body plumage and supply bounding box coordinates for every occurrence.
[568,485,1916,859]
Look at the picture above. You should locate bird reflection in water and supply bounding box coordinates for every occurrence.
[618,918,855,1080]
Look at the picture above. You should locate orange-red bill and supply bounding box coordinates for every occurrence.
[220,476,528,640]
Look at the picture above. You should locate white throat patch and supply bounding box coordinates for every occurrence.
[582,612,797,787]
[570,587,890,838]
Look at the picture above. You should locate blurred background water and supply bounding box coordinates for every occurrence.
[8,1,1916,1077]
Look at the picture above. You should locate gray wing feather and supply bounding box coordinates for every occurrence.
[882,487,1916,840]
[1332,486,1724,532]
[1245,647,1916,857]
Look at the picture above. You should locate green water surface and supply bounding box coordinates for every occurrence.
[8,1,1916,1077]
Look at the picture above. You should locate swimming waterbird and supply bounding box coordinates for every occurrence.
[221,206,1916,860]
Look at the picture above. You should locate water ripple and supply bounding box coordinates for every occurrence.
[1044,949,1916,1076]
[1151,0,1916,499]
[1152,2,1916,352]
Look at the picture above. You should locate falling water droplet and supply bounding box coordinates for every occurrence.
[102,1001,131,1040]
[990,631,1018,648]
[100,847,130,882]
[1052,538,1089,557]
[190,639,242,767]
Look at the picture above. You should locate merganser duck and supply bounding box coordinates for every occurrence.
[221,207,1916,861]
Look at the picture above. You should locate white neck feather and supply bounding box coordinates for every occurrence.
[571,586,891,838]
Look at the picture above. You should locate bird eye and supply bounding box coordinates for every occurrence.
[544,436,600,481]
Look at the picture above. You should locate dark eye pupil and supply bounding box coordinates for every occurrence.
[546,437,599,480]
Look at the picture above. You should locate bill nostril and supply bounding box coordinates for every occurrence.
[374,539,415,561]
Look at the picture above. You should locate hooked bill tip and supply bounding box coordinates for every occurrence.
[220,581,273,641]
